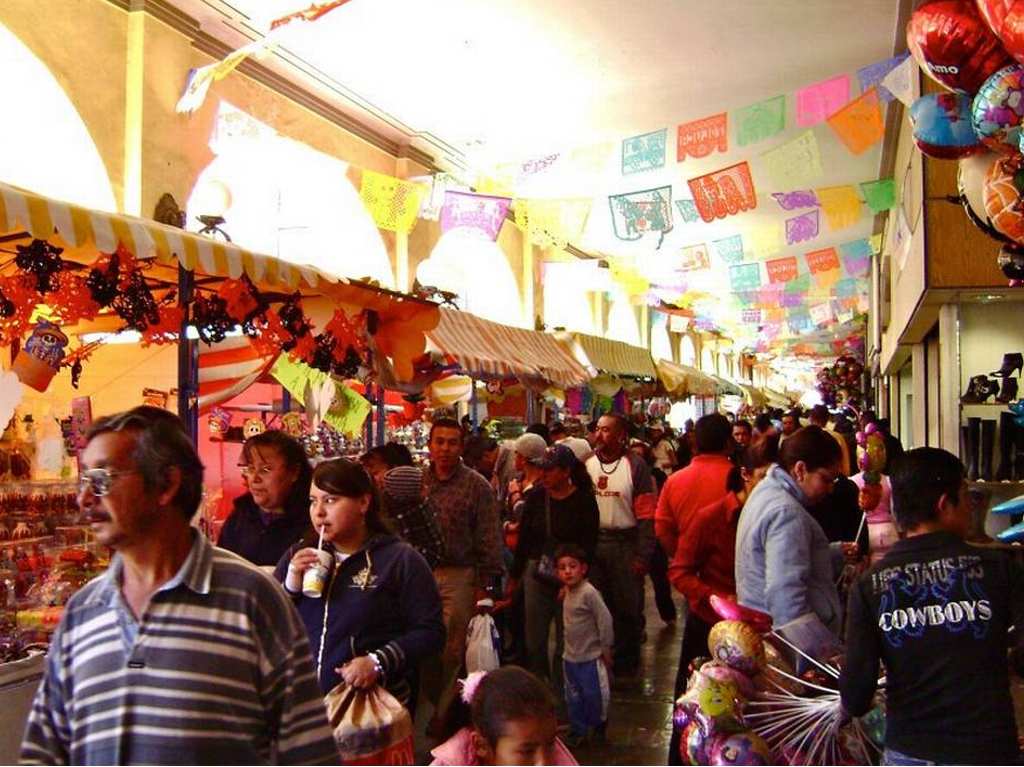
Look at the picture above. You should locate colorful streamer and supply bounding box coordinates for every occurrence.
[676,113,728,161]
[622,129,667,174]
[608,186,674,241]
[361,171,426,234]
[796,74,850,127]
[786,209,820,245]
[440,191,511,240]
[816,185,863,231]
[826,87,885,155]
[735,95,786,147]
[759,131,824,190]
[686,161,757,223]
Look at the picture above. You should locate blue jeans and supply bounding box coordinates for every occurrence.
[882,748,936,766]
[563,658,609,737]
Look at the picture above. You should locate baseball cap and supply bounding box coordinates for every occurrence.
[558,436,592,461]
[531,443,578,470]
[514,432,548,462]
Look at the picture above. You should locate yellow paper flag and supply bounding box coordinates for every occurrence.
[750,221,785,259]
[360,170,426,233]
[270,356,371,437]
[869,232,883,254]
[814,268,843,290]
[826,87,885,156]
[758,130,824,190]
[518,198,593,250]
[816,186,863,231]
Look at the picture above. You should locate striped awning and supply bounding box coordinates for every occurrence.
[197,335,278,413]
[655,359,718,398]
[567,333,657,380]
[712,375,744,397]
[426,308,590,389]
[738,383,768,408]
[0,181,440,381]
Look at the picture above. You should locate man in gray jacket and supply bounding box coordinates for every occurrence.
[735,426,855,666]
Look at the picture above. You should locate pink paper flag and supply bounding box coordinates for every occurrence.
[796,74,850,127]
[440,191,512,240]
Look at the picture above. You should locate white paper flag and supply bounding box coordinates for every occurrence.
[880,55,916,107]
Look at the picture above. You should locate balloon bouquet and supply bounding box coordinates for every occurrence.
[673,596,884,765]
[815,355,864,410]
[907,0,1024,284]
[856,423,887,511]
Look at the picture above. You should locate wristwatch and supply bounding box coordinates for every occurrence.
[367,651,385,682]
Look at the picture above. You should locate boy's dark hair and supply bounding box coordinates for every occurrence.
[554,543,589,566]
[889,447,965,531]
[429,416,463,443]
[695,413,732,454]
[382,441,414,467]
[778,426,842,473]
[753,413,773,433]
[463,435,499,466]
[525,422,551,445]
[733,419,752,434]
[809,404,830,426]
[470,667,557,747]
[549,421,568,438]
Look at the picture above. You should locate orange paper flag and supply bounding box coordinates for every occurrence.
[827,87,885,155]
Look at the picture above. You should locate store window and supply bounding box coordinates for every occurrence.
[417,228,524,327]
[187,102,394,286]
[0,23,115,211]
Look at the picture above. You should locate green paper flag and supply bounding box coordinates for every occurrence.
[861,178,896,213]
[735,95,786,147]
[271,356,371,437]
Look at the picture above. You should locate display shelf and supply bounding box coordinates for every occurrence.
[969,480,1024,487]
[959,401,1014,407]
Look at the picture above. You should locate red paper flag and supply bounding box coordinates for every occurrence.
[766,256,799,284]
[805,247,841,274]
[677,113,728,162]
[687,162,757,223]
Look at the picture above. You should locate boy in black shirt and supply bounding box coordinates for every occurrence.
[840,447,1024,764]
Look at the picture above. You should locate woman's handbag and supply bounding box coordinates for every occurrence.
[324,681,415,765]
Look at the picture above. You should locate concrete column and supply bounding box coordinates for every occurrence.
[938,304,960,455]
[123,10,145,215]
[912,343,927,449]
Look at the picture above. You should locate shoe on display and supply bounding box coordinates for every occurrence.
[991,353,1024,378]
[962,375,998,403]
[996,412,1016,481]
[998,377,1020,404]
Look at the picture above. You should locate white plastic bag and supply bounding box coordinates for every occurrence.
[465,614,501,673]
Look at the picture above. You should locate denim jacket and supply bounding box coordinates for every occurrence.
[735,465,843,653]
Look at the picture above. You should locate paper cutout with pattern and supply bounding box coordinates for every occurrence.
[608,186,674,241]
[712,234,744,264]
[679,243,711,272]
[686,161,757,223]
[809,303,833,326]
[622,129,667,174]
[786,210,820,245]
[805,247,841,274]
[759,131,824,190]
[786,273,812,294]
[360,170,426,234]
[750,221,785,259]
[767,256,799,284]
[741,309,763,324]
[735,95,786,147]
[729,263,761,291]
[827,87,884,155]
[772,190,819,211]
[881,54,915,107]
[840,239,873,277]
[677,113,728,161]
[518,198,592,250]
[796,74,850,127]
[858,55,908,103]
[675,199,699,224]
[440,191,511,240]
[816,186,863,231]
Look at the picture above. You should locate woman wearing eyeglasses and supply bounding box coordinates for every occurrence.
[218,431,313,569]
[735,425,856,670]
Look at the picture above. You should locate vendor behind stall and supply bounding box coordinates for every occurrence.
[219,431,313,568]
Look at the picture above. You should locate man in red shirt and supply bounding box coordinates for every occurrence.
[655,413,735,558]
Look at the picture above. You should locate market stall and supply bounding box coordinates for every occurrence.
[0,181,439,725]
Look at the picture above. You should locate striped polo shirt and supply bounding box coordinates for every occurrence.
[20,532,339,765]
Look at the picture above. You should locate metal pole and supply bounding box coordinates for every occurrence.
[470,379,479,431]
[376,384,386,446]
[177,265,198,444]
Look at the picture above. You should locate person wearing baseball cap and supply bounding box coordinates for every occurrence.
[508,443,600,686]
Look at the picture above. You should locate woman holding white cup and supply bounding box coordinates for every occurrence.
[276,458,445,706]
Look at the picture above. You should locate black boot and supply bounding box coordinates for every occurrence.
[967,417,981,481]
[991,352,1024,378]
[981,419,997,481]
[1015,420,1024,481]
[963,375,998,403]
[997,377,1020,404]
[997,413,1016,481]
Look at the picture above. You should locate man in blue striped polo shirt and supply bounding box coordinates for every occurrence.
[20,407,338,765]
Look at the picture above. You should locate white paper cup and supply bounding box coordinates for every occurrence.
[301,550,333,598]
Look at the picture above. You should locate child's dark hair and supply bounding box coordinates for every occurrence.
[471,667,557,747]
[554,543,588,566]
[889,447,965,531]
[305,458,391,541]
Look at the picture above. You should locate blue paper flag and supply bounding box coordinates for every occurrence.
[857,54,908,104]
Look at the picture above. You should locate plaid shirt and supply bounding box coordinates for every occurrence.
[423,462,503,580]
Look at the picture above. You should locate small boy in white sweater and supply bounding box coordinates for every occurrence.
[557,544,614,746]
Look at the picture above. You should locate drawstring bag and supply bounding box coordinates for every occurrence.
[465,613,501,673]
[324,681,414,765]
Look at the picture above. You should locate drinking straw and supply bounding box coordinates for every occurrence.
[317,524,324,550]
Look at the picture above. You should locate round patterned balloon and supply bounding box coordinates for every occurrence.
[699,660,757,700]
[978,0,1024,67]
[984,155,1024,242]
[707,731,773,766]
[973,65,1024,153]
[707,620,766,676]
[959,151,1011,242]
[908,0,1014,93]
[680,720,710,766]
[911,92,983,158]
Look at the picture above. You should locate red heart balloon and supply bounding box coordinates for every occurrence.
[977,0,1024,65]
[908,0,1013,92]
